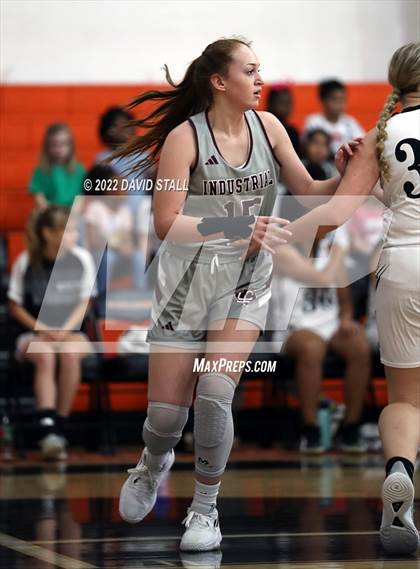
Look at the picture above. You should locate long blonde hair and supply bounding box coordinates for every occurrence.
[377,42,420,184]
[26,206,70,267]
[39,123,77,173]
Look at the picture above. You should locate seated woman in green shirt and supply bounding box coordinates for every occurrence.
[29,123,86,208]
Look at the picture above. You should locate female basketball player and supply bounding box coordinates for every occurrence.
[285,42,420,555]
[112,37,356,552]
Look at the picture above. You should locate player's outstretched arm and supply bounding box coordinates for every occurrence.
[257,111,360,201]
[284,129,380,243]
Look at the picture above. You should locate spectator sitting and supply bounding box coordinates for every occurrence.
[267,83,302,157]
[96,107,154,211]
[29,123,86,209]
[275,227,371,453]
[96,107,155,270]
[276,129,336,225]
[83,165,146,298]
[364,244,382,353]
[8,206,96,460]
[346,195,384,275]
[345,196,385,318]
[135,195,154,289]
[302,129,338,181]
[304,79,364,157]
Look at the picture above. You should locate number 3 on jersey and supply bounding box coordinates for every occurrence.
[395,137,420,199]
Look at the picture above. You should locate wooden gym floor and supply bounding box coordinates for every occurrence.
[0,448,418,568]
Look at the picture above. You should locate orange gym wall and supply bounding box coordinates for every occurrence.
[0,83,391,235]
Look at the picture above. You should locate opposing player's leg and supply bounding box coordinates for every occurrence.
[379,366,419,555]
[180,319,260,552]
[119,345,200,523]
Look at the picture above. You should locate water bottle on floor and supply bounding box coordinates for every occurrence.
[317,400,332,451]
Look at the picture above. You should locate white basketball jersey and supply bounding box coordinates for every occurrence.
[381,105,420,249]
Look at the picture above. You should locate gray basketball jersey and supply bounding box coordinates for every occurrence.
[164,109,281,260]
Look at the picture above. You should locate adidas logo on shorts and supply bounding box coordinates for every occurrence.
[205,154,219,165]
[161,321,175,331]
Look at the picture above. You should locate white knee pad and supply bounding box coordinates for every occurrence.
[194,372,236,478]
[143,402,189,455]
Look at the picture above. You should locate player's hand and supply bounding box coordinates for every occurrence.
[233,215,292,259]
[335,137,363,176]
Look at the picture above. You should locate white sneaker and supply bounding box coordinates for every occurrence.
[39,434,67,461]
[119,448,174,523]
[380,467,419,555]
[180,508,222,552]
[180,550,222,568]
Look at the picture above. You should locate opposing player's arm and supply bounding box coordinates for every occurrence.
[257,111,341,199]
[285,129,380,243]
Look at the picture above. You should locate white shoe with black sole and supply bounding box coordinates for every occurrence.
[180,508,222,552]
[380,465,419,555]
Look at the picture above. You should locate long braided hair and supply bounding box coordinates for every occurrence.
[376,42,420,185]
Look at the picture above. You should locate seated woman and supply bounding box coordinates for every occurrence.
[83,164,146,298]
[8,206,97,460]
[273,227,371,453]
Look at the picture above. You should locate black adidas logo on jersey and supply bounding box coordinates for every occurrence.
[205,154,219,165]
[161,321,175,331]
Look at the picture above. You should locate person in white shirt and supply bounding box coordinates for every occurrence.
[83,165,146,296]
[304,79,364,156]
[8,206,96,460]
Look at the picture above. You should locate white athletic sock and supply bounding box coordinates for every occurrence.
[144,447,170,472]
[190,480,221,515]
